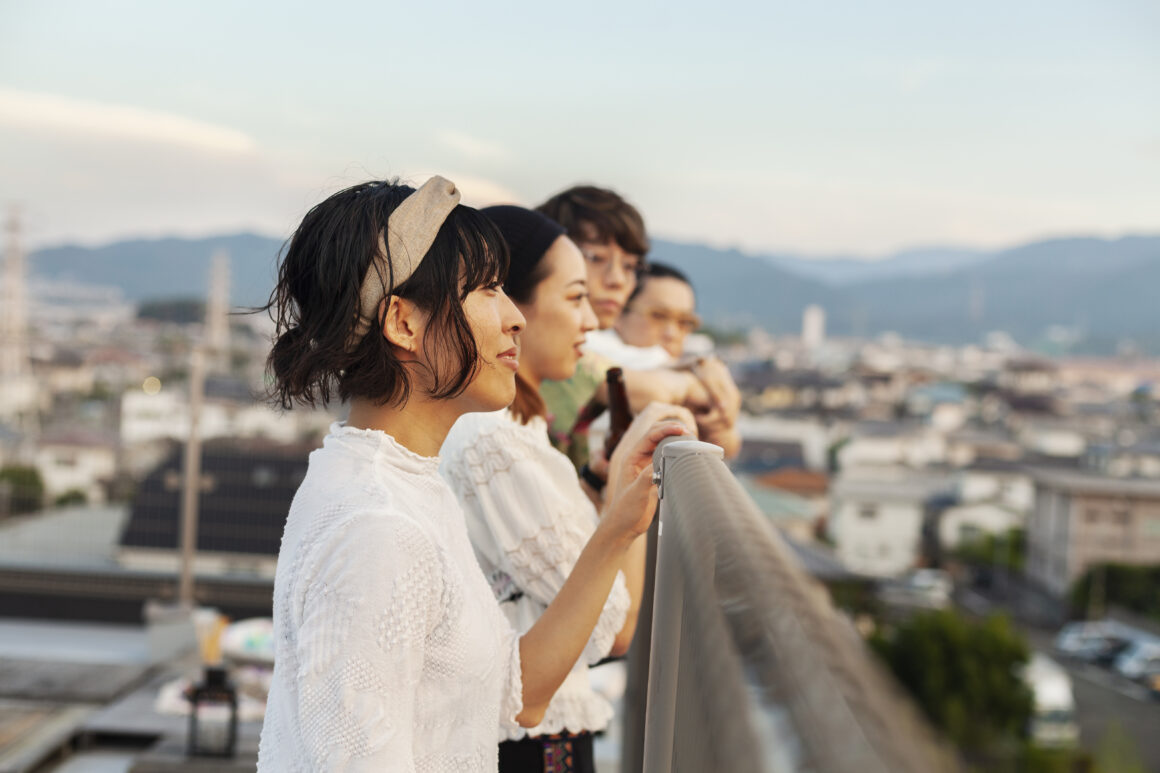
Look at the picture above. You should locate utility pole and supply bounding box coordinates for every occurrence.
[178,344,206,608]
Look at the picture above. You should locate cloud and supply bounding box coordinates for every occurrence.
[0,87,256,154]
[435,129,509,161]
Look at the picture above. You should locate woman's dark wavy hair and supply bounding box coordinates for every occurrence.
[263,180,508,410]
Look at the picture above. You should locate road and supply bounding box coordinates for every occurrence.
[960,588,1160,771]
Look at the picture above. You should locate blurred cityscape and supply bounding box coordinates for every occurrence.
[2,207,1159,772]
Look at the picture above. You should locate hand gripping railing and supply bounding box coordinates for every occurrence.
[621,437,960,773]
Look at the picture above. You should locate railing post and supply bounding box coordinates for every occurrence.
[642,439,724,773]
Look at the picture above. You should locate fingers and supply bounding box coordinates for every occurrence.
[635,401,697,433]
[691,358,740,421]
[607,418,692,496]
[629,419,692,464]
[615,464,659,537]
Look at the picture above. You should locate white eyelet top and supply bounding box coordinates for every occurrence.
[258,422,523,772]
[440,409,630,742]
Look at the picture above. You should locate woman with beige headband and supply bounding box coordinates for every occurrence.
[256,178,688,772]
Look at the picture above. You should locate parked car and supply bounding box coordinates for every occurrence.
[1054,620,1140,666]
[879,569,953,610]
[1114,639,1160,681]
[1090,638,1134,668]
[1022,653,1079,748]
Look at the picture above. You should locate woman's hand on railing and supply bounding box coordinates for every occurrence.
[606,402,697,498]
[601,404,695,539]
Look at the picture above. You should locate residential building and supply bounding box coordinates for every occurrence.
[117,439,310,578]
[829,469,954,576]
[1025,468,1160,599]
[33,428,118,505]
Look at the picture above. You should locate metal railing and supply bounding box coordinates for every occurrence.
[620,438,960,773]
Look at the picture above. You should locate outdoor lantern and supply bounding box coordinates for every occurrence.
[186,664,238,758]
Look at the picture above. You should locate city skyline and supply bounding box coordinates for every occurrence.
[1,0,1158,256]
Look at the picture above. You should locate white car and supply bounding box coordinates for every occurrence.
[1114,639,1160,680]
[1022,653,1079,748]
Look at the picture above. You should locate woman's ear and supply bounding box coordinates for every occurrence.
[381,296,424,355]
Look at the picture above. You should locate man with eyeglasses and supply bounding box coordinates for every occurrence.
[613,263,702,361]
[586,262,741,458]
[536,185,741,470]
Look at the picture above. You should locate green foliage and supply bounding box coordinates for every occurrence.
[955,528,1027,571]
[0,465,45,516]
[870,610,1034,751]
[137,298,205,324]
[86,380,114,401]
[1014,744,1097,773]
[826,437,850,473]
[1070,563,1160,624]
[53,488,87,507]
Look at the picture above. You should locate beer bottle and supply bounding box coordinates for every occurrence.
[603,367,632,457]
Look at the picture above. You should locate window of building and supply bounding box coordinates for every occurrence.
[959,524,983,545]
[858,504,878,520]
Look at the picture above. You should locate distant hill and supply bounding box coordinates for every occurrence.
[26,231,1160,352]
[651,235,1160,351]
[827,236,1160,346]
[30,233,284,308]
[767,246,993,285]
[649,240,841,333]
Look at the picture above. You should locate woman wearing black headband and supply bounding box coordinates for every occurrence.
[441,205,695,773]
[256,179,688,772]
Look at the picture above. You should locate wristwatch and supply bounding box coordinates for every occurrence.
[579,462,606,493]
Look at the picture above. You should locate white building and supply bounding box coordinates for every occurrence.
[120,387,334,448]
[837,422,947,470]
[34,430,118,505]
[802,305,825,351]
[939,502,1023,550]
[829,469,953,577]
[936,462,1033,551]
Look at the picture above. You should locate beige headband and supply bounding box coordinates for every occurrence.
[347,176,461,351]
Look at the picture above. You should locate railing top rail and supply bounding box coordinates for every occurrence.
[645,438,960,773]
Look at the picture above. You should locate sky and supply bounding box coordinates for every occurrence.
[1,0,1158,258]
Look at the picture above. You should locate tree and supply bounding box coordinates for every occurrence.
[871,610,1034,752]
[0,465,45,517]
[54,489,87,507]
[1070,563,1160,624]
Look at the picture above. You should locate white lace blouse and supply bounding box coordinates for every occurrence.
[440,409,631,741]
[257,423,523,772]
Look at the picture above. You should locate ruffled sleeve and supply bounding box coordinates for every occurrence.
[291,512,442,771]
[444,417,630,665]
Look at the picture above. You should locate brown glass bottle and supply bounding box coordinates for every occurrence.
[603,367,632,457]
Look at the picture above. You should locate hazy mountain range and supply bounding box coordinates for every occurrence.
[26,232,1160,353]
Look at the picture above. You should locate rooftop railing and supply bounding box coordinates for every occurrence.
[619,437,960,773]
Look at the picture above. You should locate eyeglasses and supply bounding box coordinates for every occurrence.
[581,249,642,276]
[627,306,701,334]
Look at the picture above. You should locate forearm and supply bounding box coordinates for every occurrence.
[517,524,631,725]
[610,531,648,655]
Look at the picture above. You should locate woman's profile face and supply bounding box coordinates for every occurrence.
[454,281,526,412]
[517,236,598,385]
